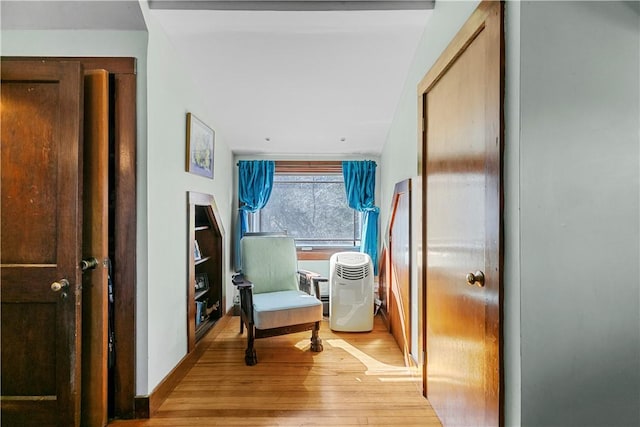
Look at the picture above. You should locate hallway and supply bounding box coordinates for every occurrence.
[109,315,440,426]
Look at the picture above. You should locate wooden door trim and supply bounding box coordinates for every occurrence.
[76,57,137,420]
[417,2,497,95]
[417,0,504,424]
[7,56,135,74]
[111,70,137,419]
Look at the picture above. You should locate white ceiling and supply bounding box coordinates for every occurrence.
[150,6,433,155]
[1,0,433,156]
[0,1,147,31]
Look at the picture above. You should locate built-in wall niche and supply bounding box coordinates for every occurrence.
[187,191,225,351]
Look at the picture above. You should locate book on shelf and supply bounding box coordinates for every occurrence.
[195,300,206,327]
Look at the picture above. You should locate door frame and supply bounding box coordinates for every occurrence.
[416,0,504,423]
[11,56,139,419]
[84,57,137,420]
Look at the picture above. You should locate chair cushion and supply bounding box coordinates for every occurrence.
[241,236,299,294]
[253,290,323,330]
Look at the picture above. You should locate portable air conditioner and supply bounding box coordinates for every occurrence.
[329,252,374,332]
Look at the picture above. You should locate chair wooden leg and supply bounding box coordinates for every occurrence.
[310,321,323,352]
[245,324,258,366]
[240,316,244,334]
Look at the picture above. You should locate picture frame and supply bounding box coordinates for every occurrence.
[195,273,209,291]
[194,239,202,261]
[186,113,215,179]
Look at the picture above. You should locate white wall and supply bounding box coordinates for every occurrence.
[139,1,235,394]
[379,0,481,382]
[1,10,237,396]
[380,0,480,228]
[519,2,640,426]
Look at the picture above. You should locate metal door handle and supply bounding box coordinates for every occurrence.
[466,271,485,287]
[51,279,70,292]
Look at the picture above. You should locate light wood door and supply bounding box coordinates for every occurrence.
[420,2,503,426]
[388,179,412,359]
[1,59,83,426]
[82,69,110,427]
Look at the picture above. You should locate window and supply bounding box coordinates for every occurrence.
[249,161,361,251]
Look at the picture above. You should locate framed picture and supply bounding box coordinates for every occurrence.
[194,239,202,261]
[195,273,209,291]
[186,113,215,179]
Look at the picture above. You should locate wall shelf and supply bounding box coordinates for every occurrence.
[194,288,209,301]
[187,191,225,352]
[194,256,211,266]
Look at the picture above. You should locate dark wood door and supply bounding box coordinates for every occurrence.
[82,69,110,427]
[388,179,411,359]
[420,2,503,426]
[1,60,83,426]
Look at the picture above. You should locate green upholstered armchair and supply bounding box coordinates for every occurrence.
[232,236,324,366]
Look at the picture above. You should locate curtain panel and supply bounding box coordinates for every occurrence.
[235,160,275,270]
[342,160,379,274]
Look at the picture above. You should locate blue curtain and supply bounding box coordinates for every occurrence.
[234,160,275,271]
[342,160,379,274]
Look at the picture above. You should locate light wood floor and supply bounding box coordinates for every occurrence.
[109,314,441,426]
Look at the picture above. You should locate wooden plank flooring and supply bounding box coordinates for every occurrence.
[109,315,441,426]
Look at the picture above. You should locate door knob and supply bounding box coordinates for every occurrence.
[466,271,485,287]
[51,279,70,292]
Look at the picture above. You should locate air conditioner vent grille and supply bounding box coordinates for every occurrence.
[336,263,370,280]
